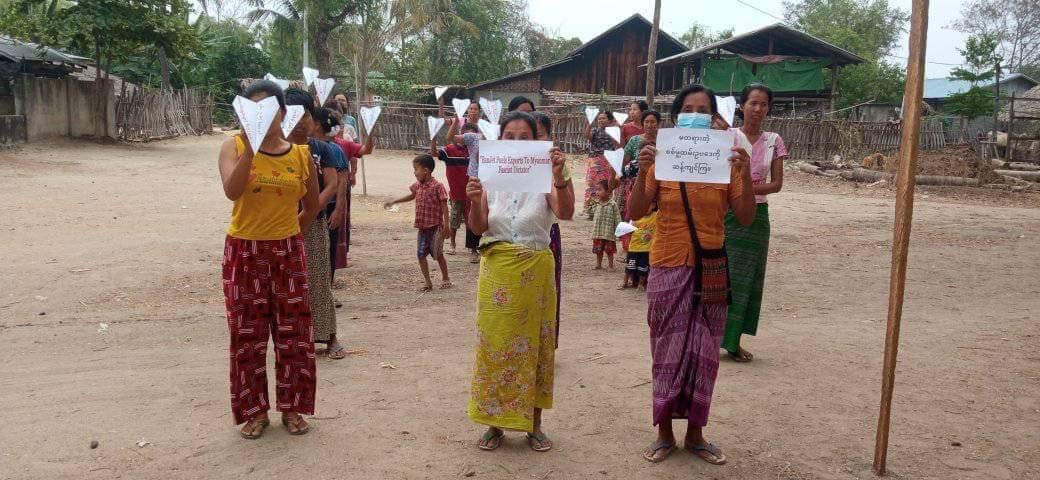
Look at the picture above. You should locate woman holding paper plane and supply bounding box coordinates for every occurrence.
[620,110,662,220]
[218,80,320,439]
[464,111,574,453]
[583,110,620,218]
[722,84,787,363]
[627,84,755,465]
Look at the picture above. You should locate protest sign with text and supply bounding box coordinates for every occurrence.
[653,128,734,184]
[478,140,553,193]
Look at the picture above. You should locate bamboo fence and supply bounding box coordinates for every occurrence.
[116,87,214,142]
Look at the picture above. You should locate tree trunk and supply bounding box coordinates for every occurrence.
[645,0,661,106]
[312,28,333,73]
[157,46,171,88]
[94,38,105,138]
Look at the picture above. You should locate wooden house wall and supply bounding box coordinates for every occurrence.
[540,23,684,96]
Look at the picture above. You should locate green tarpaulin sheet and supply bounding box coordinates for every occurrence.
[703,57,826,94]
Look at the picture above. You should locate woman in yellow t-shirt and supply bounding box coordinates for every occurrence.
[217,80,321,439]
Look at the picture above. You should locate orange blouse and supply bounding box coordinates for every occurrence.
[644,164,748,267]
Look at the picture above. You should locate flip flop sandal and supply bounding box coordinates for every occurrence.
[328,345,348,360]
[477,429,504,451]
[282,414,310,436]
[642,440,676,463]
[239,418,270,440]
[686,442,726,465]
[727,349,753,363]
[527,432,552,452]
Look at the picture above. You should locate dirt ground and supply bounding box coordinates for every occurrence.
[1,134,1038,480]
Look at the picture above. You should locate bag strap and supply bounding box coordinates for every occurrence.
[678,182,705,257]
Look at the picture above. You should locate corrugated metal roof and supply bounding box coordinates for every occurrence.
[648,23,864,68]
[923,73,1037,99]
[0,35,92,65]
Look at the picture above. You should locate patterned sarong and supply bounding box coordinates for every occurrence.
[468,243,557,432]
[722,203,770,352]
[304,213,337,343]
[647,266,728,427]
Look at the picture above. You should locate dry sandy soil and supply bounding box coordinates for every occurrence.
[1,134,1038,480]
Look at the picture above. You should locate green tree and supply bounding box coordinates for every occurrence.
[246,0,365,72]
[676,22,733,49]
[524,25,581,67]
[946,34,1000,119]
[784,0,910,109]
[954,0,1040,76]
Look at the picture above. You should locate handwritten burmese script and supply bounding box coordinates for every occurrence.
[654,128,734,184]
[478,140,554,193]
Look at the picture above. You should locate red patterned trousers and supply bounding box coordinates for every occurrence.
[222,235,317,425]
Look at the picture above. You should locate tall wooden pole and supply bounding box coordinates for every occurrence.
[645,0,661,106]
[873,0,929,475]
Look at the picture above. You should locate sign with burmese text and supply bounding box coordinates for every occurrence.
[478,140,553,193]
[654,128,734,184]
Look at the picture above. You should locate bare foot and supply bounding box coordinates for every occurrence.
[440,281,453,289]
[419,284,433,292]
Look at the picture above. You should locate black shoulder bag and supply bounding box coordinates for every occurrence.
[678,182,732,306]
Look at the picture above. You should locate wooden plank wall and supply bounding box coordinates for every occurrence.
[541,23,684,96]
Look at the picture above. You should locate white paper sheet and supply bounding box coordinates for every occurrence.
[653,128,735,184]
[232,95,280,154]
[280,105,305,138]
[434,86,448,100]
[359,106,382,135]
[452,98,470,124]
[613,111,629,126]
[585,106,599,125]
[604,148,625,175]
[427,116,445,141]
[479,97,503,125]
[614,222,637,238]
[605,126,621,144]
[313,77,335,106]
[302,67,319,87]
[477,119,499,141]
[716,96,737,127]
[264,73,289,91]
[478,140,554,193]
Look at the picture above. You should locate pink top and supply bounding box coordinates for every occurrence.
[743,130,788,204]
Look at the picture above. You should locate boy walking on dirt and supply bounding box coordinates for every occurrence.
[385,154,452,291]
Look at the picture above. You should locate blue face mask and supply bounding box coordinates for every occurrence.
[675,112,712,129]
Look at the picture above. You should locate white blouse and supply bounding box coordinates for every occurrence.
[484,191,555,251]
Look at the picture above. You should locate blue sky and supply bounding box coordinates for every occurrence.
[527,0,968,78]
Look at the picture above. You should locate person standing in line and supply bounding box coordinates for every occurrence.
[285,90,349,360]
[329,93,359,141]
[466,111,574,453]
[532,111,568,348]
[322,110,374,278]
[583,110,619,218]
[620,110,662,220]
[441,99,485,264]
[384,155,453,291]
[431,123,477,255]
[620,100,648,148]
[722,83,787,363]
[217,80,320,438]
[628,84,755,465]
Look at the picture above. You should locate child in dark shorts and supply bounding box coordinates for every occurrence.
[620,205,657,290]
[384,154,452,291]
